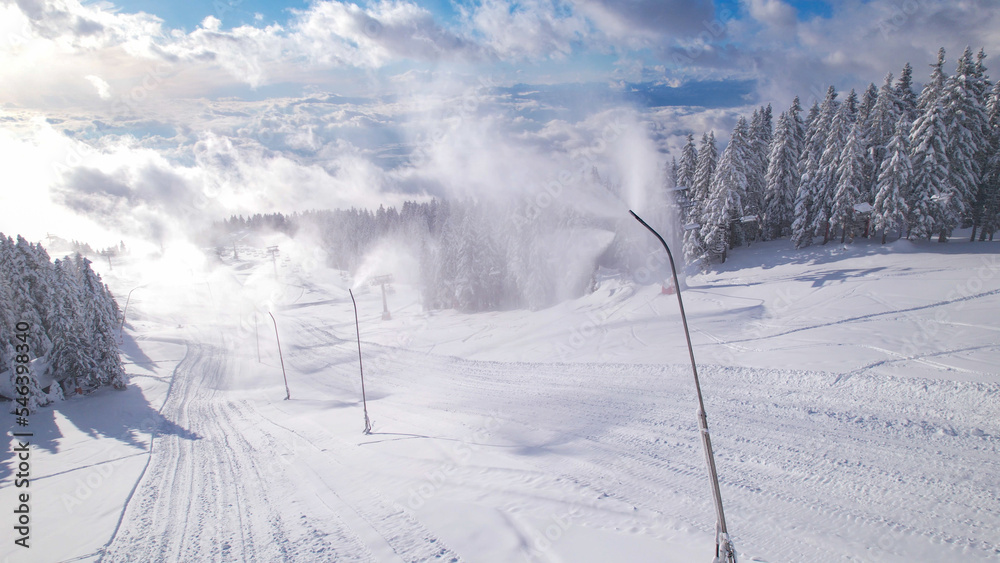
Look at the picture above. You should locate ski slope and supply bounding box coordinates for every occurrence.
[2,235,999,562]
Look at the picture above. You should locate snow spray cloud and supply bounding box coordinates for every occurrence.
[351,237,421,291]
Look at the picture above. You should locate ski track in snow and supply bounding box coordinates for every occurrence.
[101,332,384,563]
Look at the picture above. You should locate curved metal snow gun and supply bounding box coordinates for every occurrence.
[349,289,373,434]
[268,312,291,401]
[629,210,737,563]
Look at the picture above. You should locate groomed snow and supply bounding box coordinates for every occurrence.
[3,234,999,562]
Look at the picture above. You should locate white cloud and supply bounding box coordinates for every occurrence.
[200,15,221,31]
[462,0,588,60]
[84,74,111,99]
[744,0,796,30]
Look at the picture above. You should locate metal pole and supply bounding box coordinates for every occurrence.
[381,282,391,320]
[268,312,291,400]
[119,285,143,342]
[349,289,373,434]
[629,210,736,563]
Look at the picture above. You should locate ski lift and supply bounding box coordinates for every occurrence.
[369,274,395,320]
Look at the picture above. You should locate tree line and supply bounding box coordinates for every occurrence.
[674,46,1000,265]
[216,195,653,313]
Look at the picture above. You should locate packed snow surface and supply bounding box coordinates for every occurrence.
[2,235,999,562]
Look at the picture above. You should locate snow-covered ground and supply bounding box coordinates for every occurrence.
[3,235,999,562]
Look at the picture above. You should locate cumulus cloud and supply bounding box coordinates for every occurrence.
[84,74,111,99]
[462,0,588,60]
[572,0,715,45]
[744,0,797,30]
[734,0,1000,107]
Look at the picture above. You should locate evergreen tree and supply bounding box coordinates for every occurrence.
[46,259,94,394]
[792,87,839,248]
[813,89,857,243]
[702,118,752,263]
[678,134,698,190]
[896,62,919,123]
[81,262,126,389]
[693,132,718,205]
[865,73,901,203]
[830,123,866,242]
[0,236,49,410]
[943,47,993,242]
[746,105,773,237]
[873,115,912,243]
[938,47,989,241]
[763,105,802,239]
[918,48,949,112]
[981,80,1000,241]
[908,98,951,240]
[7,239,48,356]
[858,83,879,129]
[684,132,717,265]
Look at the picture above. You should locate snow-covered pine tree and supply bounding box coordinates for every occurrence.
[433,204,462,309]
[0,238,15,372]
[1,235,50,408]
[981,79,1000,241]
[804,100,820,131]
[693,132,718,205]
[80,262,126,389]
[702,118,751,263]
[16,238,58,356]
[830,122,867,242]
[962,47,994,241]
[678,134,698,191]
[865,73,901,203]
[763,102,803,239]
[908,97,951,240]
[896,62,919,123]
[684,131,718,266]
[792,87,839,248]
[0,236,45,410]
[918,48,949,112]
[745,106,773,232]
[46,259,92,394]
[8,237,51,358]
[858,83,879,130]
[813,89,858,243]
[938,47,989,242]
[855,82,881,208]
[873,115,912,243]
